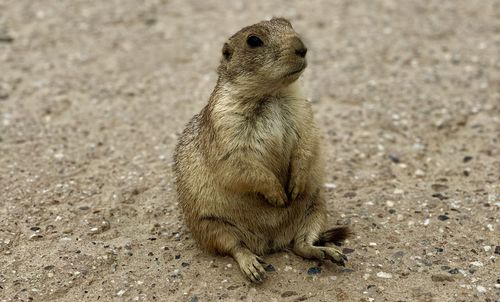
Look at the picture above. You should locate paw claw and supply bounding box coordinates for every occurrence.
[320,247,347,267]
[266,191,287,207]
[237,254,266,283]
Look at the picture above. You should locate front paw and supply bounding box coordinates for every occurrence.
[264,188,288,208]
[288,173,307,201]
[266,188,287,208]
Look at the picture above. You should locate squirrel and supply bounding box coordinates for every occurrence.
[174,17,350,283]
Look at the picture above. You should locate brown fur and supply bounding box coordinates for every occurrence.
[173,18,350,283]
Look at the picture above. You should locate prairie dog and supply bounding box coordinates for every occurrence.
[174,18,350,283]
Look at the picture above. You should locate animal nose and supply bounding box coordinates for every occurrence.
[293,37,307,58]
[295,47,307,58]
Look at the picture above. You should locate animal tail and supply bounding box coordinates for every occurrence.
[314,226,352,246]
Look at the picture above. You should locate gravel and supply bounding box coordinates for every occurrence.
[0,1,498,301]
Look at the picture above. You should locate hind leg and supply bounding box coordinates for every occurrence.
[291,191,347,266]
[194,216,267,283]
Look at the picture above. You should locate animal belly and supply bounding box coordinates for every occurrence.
[219,193,301,250]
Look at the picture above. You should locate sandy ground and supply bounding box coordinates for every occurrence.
[1,0,499,301]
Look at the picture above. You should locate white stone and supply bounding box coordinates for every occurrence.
[415,169,425,177]
[170,269,180,277]
[324,183,336,189]
[376,272,392,279]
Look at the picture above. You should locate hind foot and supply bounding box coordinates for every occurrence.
[233,248,267,283]
[293,245,347,267]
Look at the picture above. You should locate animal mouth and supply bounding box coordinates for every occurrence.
[284,63,307,78]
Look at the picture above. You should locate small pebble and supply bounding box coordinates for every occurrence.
[494,246,500,255]
[437,215,449,221]
[422,258,433,266]
[170,269,181,277]
[340,268,354,273]
[281,291,298,298]
[191,296,199,302]
[264,264,275,272]
[324,183,336,189]
[307,267,321,275]
[181,262,189,267]
[393,189,404,195]
[432,193,448,200]
[463,156,473,163]
[448,268,459,274]
[376,272,392,279]
[470,261,483,267]
[342,248,355,254]
[392,251,405,259]
[431,274,455,282]
[388,154,400,163]
[386,201,395,207]
[29,234,43,240]
[431,184,448,192]
[0,32,14,43]
[415,169,425,177]
[344,191,356,198]
[476,285,487,293]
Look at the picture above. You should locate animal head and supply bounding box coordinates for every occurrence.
[217,18,307,96]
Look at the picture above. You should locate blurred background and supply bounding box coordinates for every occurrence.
[0,1,499,301]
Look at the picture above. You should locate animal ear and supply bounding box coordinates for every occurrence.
[222,43,232,60]
[271,17,293,27]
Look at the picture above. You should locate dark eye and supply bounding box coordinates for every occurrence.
[246,35,263,48]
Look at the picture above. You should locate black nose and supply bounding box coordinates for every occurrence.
[295,47,307,58]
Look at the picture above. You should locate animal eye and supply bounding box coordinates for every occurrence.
[246,35,263,48]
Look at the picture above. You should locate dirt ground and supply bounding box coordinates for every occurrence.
[1,0,499,301]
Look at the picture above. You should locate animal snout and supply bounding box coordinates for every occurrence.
[295,46,307,58]
[292,37,307,58]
